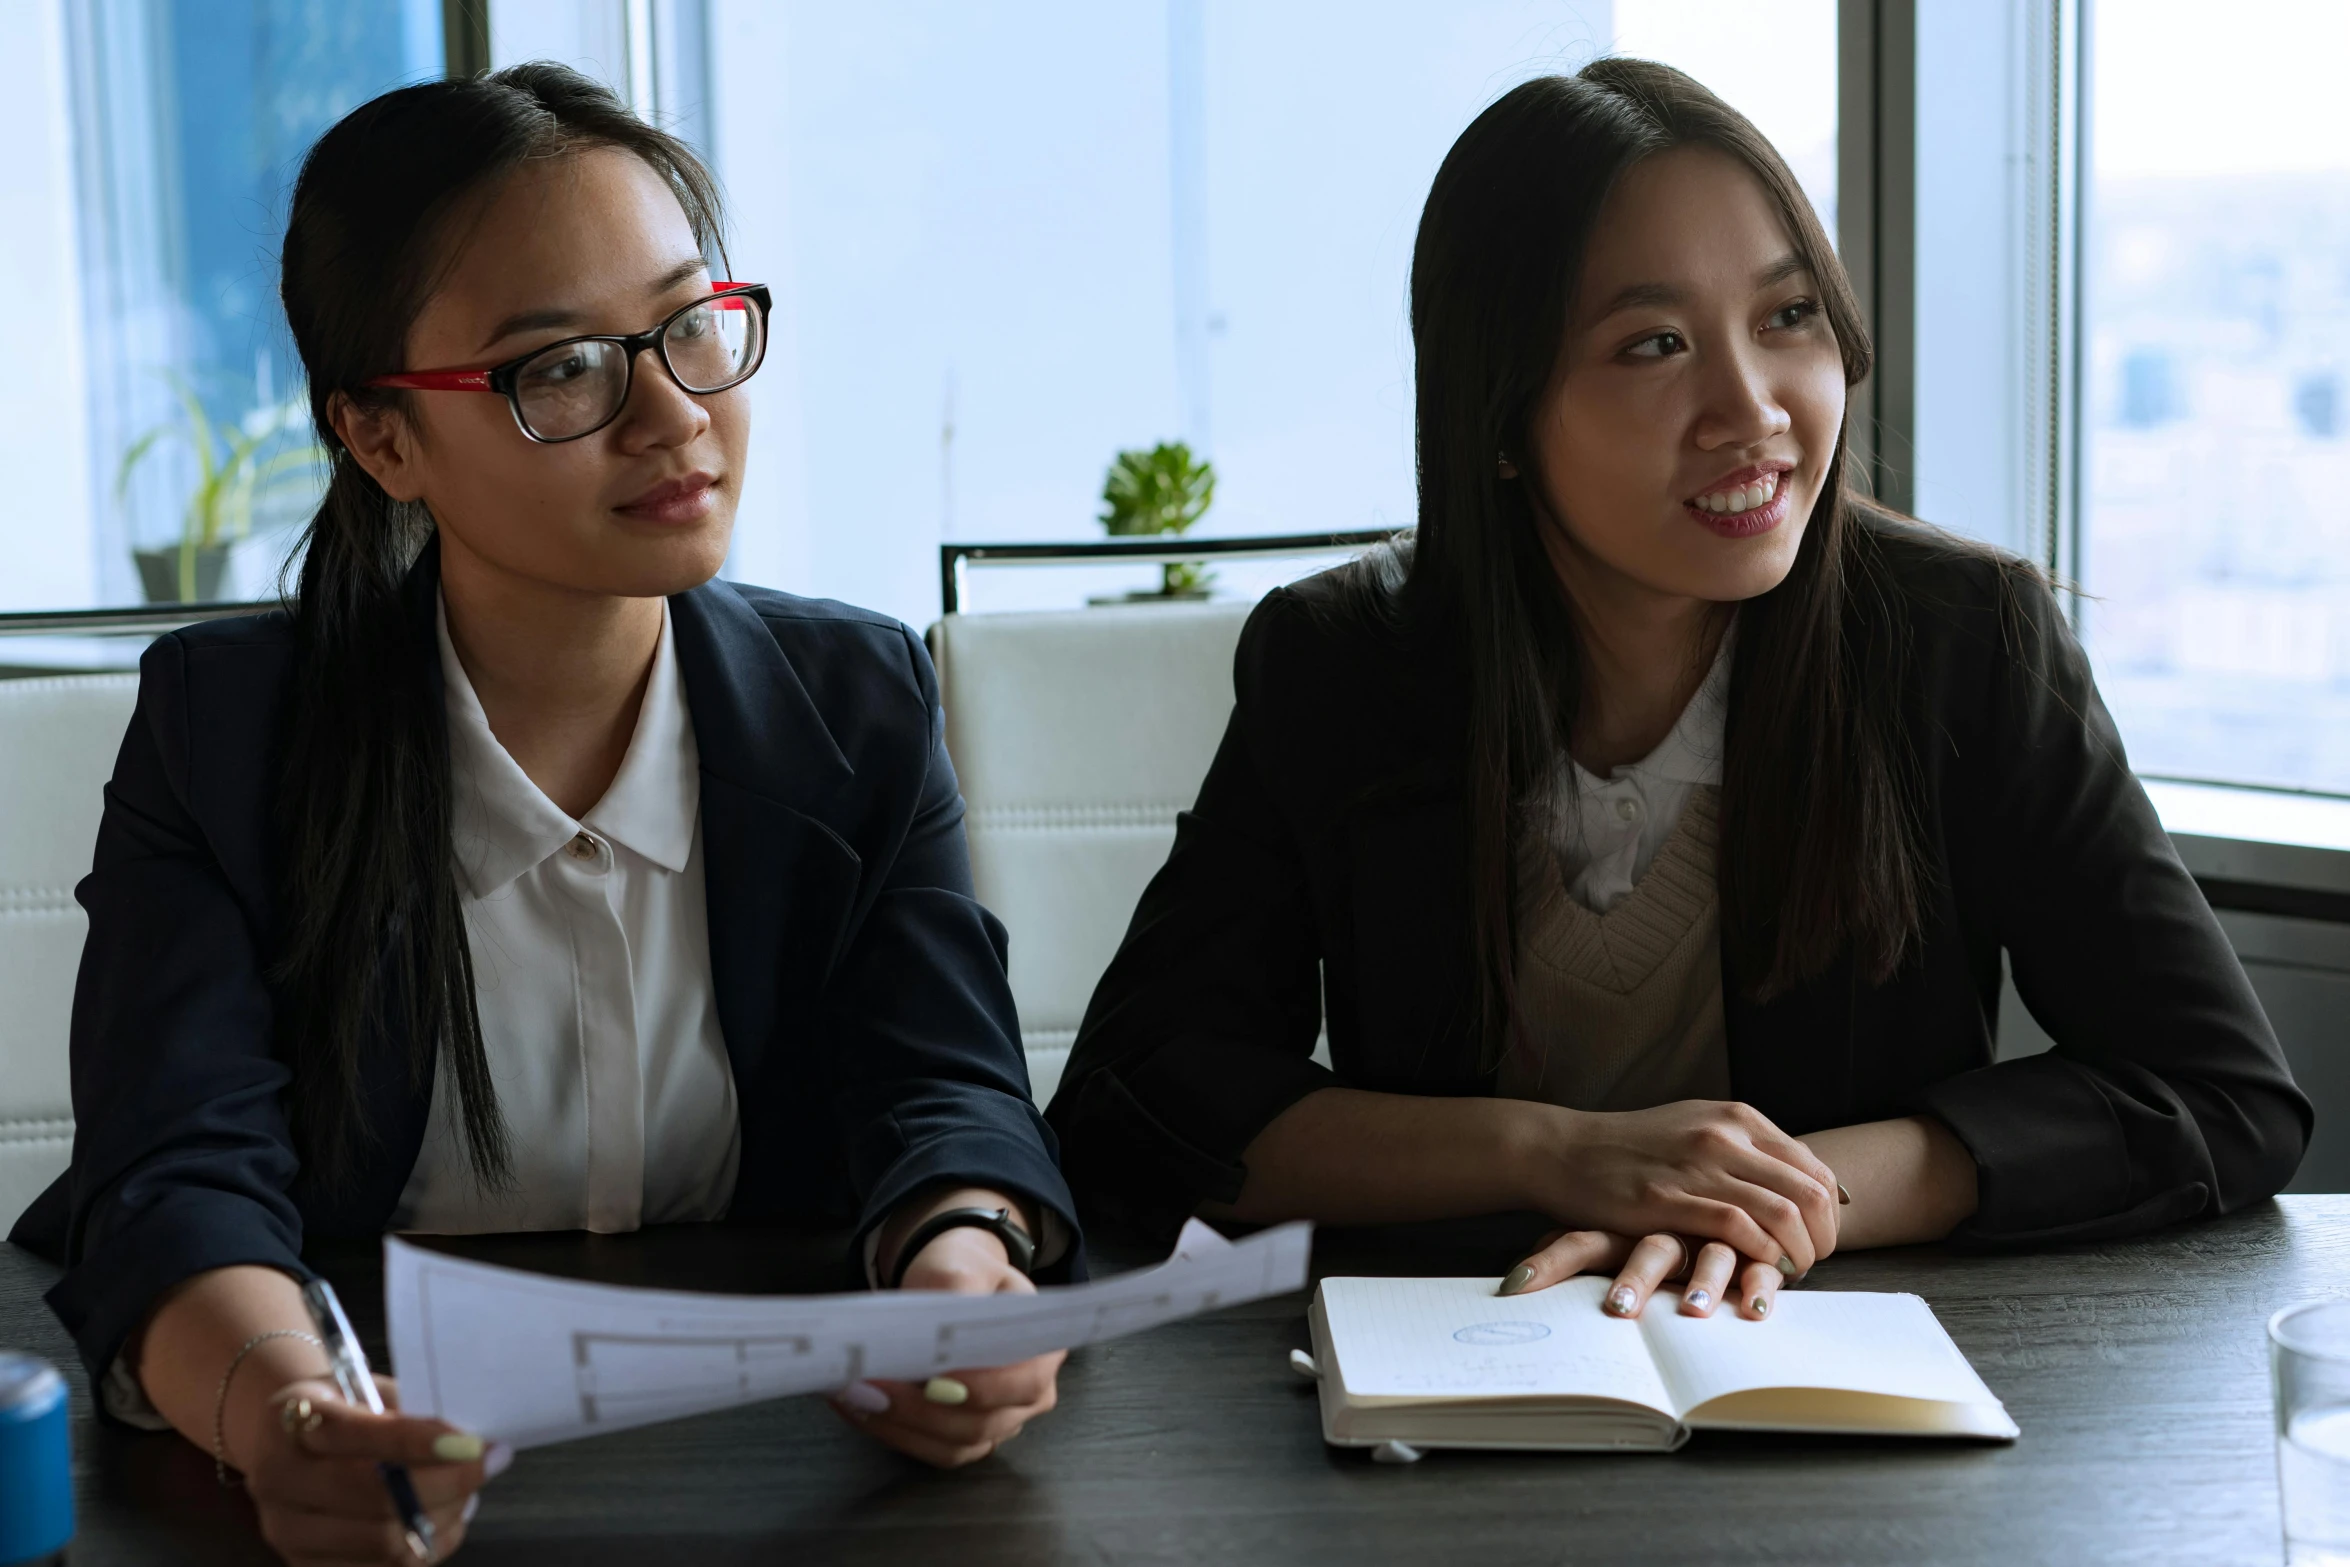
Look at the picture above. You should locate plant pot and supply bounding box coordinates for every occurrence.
[1087,587,1216,605]
[133,545,231,604]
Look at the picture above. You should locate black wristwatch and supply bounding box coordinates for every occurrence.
[887,1205,1037,1289]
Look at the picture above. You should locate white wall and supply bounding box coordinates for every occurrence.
[0,0,95,612]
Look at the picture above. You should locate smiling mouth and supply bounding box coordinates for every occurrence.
[1686,469,1787,517]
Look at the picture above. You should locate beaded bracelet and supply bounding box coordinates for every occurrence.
[213,1329,324,1486]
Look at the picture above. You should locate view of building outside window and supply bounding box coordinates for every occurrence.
[2080,0,2350,794]
[62,0,443,607]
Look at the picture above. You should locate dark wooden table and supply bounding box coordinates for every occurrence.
[8,1196,2348,1566]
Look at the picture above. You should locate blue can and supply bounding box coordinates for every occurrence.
[0,1352,72,1565]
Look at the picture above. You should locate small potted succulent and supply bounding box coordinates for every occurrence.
[120,380,324,603]
[1099,441,1216,599]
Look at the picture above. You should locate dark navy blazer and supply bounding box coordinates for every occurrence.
[1051,522,2311,1246]
[12,548,1078,1384]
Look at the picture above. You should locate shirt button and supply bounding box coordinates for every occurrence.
[566,831,599,861]
[1615,798,1641,822]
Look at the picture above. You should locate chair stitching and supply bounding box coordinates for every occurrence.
[0,675,140,697]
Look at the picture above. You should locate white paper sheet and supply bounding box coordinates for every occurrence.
[384,1218,1309,1449]
[1637,1289,2012,1421]
[1316,1276,1676,1413]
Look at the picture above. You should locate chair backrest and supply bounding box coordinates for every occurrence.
[931,603,1251,1107]
[0,674,137,1232]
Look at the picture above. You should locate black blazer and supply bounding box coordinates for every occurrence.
[1047,523,2311,1246]
[13,548,1078,1384]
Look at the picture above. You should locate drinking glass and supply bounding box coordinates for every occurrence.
[2273,1302,2350,1563]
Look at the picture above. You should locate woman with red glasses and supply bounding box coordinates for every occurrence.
[11,65,1072,1563]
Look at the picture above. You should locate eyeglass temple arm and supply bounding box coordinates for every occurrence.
[368,369,494,391]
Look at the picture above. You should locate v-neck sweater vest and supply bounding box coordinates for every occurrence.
[1499,784,1732,1111]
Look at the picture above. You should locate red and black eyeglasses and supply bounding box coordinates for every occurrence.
[366,283,771,444]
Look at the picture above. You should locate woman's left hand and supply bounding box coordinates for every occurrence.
[1498,1228,1785,1321]
[830,1225,1063,1467]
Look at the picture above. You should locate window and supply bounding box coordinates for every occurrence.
[2078,0,2350,794]
[706,0,1835,624]
[56,1,444,610]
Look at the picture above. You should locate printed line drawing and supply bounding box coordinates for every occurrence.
[572,1332,859,1424]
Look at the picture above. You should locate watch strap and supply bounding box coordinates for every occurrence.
[887,1205,1037,1289]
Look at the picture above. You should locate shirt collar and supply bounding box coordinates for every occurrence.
[582,604,699,873]
[439,594,700,897]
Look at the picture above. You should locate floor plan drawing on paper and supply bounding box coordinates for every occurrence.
[571,1331,859,1425]
[385,1218,1312,1450]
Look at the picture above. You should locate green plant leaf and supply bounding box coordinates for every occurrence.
[1100,440,1216,537]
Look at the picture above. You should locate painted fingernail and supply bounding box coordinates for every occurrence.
[1605,1286,1637,1316]
[462,1493,480,1525]
[1773,1255,1797,1278]
[1749,1295,1771,1318]
[431,1432,485,1463]
[838,1380,892,1415]
[1838,1182,1853,1205]
[483,1442,514,1479]
[1683,1289,1711,1312]
[1498,1264,1536,1297]
[923,1377,971,1406]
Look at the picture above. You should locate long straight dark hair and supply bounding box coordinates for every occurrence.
[272,64,725,1190]
[1385,59,1949,1058]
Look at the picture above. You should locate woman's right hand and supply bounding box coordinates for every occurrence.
[1512,1098,1842,1276]
[228,1375,505,1565]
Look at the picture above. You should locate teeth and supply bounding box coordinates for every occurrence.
[1698,473,1778,514]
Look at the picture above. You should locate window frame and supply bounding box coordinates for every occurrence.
[1846,0,2350,917]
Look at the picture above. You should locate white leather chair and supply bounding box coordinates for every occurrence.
[0,674,137,1233]
[930,603,1253,1108]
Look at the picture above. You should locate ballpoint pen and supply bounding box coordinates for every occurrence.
[300,1277,436,1563]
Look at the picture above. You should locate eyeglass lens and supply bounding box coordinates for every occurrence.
[511,293,766,441]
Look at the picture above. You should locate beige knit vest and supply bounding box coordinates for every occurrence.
[1498,785,1731,1111]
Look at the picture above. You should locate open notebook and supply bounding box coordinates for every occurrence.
[1308,1275,2017,1451]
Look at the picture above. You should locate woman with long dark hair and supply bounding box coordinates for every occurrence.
[14,65,1072,1562]
[1049,60,2308,1321]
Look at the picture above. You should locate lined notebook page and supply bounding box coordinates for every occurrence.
[1319,1276,1675,1413]
[1637,1290,1999,1414]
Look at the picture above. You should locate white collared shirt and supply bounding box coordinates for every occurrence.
[96,597,742,1426]
[1549,625,1734,915]
[393,595,742,1234]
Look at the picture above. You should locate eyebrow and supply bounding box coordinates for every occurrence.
[1588,252,1816,322]
[478,258,712,351]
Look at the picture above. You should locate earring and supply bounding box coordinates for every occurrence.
[1497,451,1518,479]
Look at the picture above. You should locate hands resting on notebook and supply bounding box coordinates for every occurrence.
[1494,1098,1838,1321]
[1495,1105,1981,1320]
[1220,1087,1980,1321]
